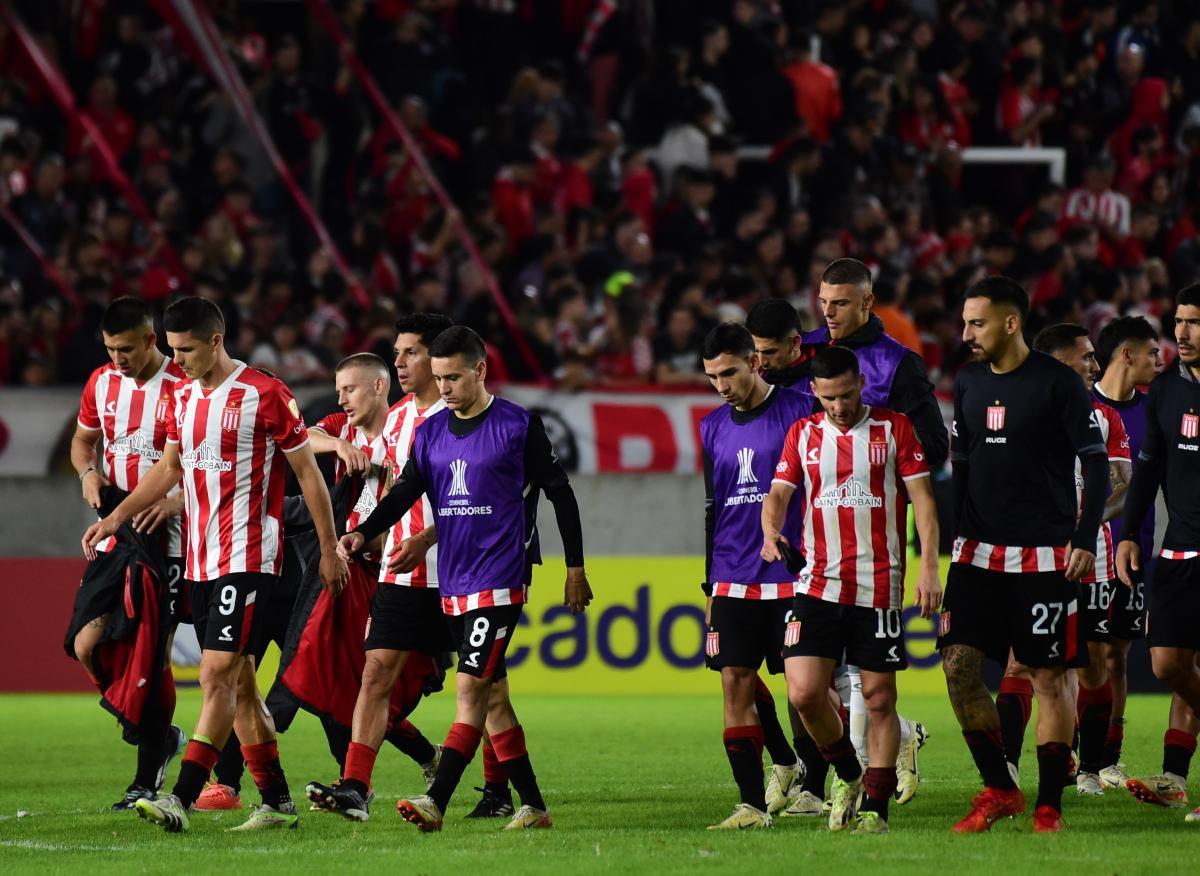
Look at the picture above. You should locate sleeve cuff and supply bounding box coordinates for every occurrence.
[281,438,310,454]
[901,471,931,482]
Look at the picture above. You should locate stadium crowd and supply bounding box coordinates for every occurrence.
[1,0,1199,390]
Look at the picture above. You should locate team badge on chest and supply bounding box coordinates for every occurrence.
[1183,413,1199,440]
[155,393,170,422]
[221,400,241,432]
[986,405,1006,431]
[868,439,888,466]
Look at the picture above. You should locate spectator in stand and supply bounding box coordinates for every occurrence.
[656,94,718,196]
[899,74,970,152]
[491,147,538,253]
[652,303,708,387]
[250,320,329,385]
[1063,153,1132,243]
[782,29,841,144]
[998,57,1054,147]
[657,167,716,260]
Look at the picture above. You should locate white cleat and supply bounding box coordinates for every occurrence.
[1098,763,1129,790]
[502,804,553,830]
[134,793,191,833]
[707,803,772,830]
[421,744,443,790]
[1076,771,1104,796]
[228,802,299,831]
[1007,760,1021,789]
[781,790,824,816]
[828,776,863,833]
[765,761,804,815]
[895,719,929,805]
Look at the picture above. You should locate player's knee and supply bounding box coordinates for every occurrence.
[721,667,756,701]
[199,658,240,694]
[787,681,827,716]
[1106,646,1128,675]
[73,637,96,672]
[1151,653,1188,686]
[1030,669,1069,700]
[862,686,896,717]
[361,654,399,695]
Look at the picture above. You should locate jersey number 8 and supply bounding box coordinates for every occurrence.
[468,617,490,648]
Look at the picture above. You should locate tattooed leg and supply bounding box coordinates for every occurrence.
[73,612,111,675]
[942,644,999,731]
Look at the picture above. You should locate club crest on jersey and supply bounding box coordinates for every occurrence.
[736,447,758,485]
[155,393,170,422]
[1183,413,1199,440]
[448,458,470,496]
[986,405,1006,431]
[868,439,888,466]
[784,620,801,647]
[705,631,720,657]
[221,401,241,431]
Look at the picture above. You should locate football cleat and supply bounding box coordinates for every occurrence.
[1032,805,1062,833]
[421,744,443,790]
[1127,773,1189,808]
[111,784,154,811]
[228,802,299,831]
[134,793,191,833]
[781,790,824,817]
[706,803,772,830]
[951,787,1026,833]
[1007,761,1021,789]
[397,794,444,832]
[155,726,187,791]
[765,761,804,815]
[305,779,370,822]
[502,804,554,830]
[851,810,889,834]
[1076,771,1103,796]
[1098,763,1129,790]
[465,785,515,819]
[1185,805,1200,824]
[895,720,929,805]
[828,775,863,832]
[194,782,243,811]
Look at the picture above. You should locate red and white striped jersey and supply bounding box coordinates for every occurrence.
[773,407,930,610]
[166,362,308,581]
[313,412,389,535]
[1078,400,1130,584]
[379,394,445,587]
[78,357,186,556]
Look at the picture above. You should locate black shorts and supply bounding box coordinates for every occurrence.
[164,558,186,625]
[705,596,792,675]
[783,593,908,673]
[1147,558,1200,650]
[1109,576,1146,641]
[189,573,276,654]
[1080,579,1115,643]
[364,584,455,655]
[447,604,523,680]
[937,564,1083,668]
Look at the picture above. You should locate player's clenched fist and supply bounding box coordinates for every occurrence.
[564,567,592,615]
[337,531,364,560]
[1115,539,1140,588]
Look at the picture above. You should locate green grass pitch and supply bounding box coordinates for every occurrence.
[0,691,1196,874]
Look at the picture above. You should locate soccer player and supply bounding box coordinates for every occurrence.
[1117,284,1200,822]
[699,323,814,830]
[1093,316,1168,788]
[762,346,941,834]
[994,324,1130,797]
[67,296,187,809]
[338,326,592,832]
[84,297,349,832]
[938,276,1109,833]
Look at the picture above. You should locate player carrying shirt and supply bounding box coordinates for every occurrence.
[1117,284,1200,822]
[68,296,187,810]
[338,326,592,832]
[938,277,1109,834]
[84,297,349,833]
[699,323,813,830]
[763,346,941,835]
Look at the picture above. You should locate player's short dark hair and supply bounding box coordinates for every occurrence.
[809,346,860,381]
[429,325,486,364]
[964,275,1029,320]
[394,312,453,351]
[1178,283,1200,310]
[1096,316,1158,370]
[821,258,872,289]
[745,298,801,341]
[164,296,225,339]
[100,296,153,336]
[701,322,755,360]
[1033,322,1090,357]
[336,352,390,380]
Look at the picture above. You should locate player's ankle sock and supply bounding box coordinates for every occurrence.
[1103,718,1125,766]
[133,695,171,789]
[1163,729,1198,779]
[482,736,508,787]
[996,677,1033,767]
[818,727,862,784]
[242,740,291,809]
[172,737,221,807]
[212,729,245,792]
[342,741,378,794]
[754,676,797,765]
[491,725,546,811]
[795,732,828,795]
[963,727,1017,791]
[723,725,767,811]
[386,720,437,765]
[429,722,482,813]
[861,766,897,820]
[1076,680,1113,774]
[1035,742,1070,812]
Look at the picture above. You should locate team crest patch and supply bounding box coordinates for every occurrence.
[705,631,720,657]
[221,401,241,431]
[784,620,801,647]
[986,405,1005,431]
[155,393,170,422]
[288,398,301,420]
[1183,413,1199,440]
[868,439,888,466]
[937,611,951,637]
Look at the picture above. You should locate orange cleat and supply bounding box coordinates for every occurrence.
[952,786,1026,833]
[193,782,243,811]
[1032,805,1062,832]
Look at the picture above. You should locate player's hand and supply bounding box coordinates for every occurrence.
[564,566,592,615]
[388,535,429,575]
[319,548,350,597]
[82,515,121,560]
[337,531,365,560]
[132,494,184,534]
[336,440,372,476]
[1065,547,1096,582]
[81,469,110,509]
[914,567,942,620]
[1116,540,1140,588]
[760,534,784,563]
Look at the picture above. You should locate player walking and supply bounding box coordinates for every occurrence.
[938,277,1108,833]
[763,346,941,834]
[84,297,349,832]
[699,323,813,830]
